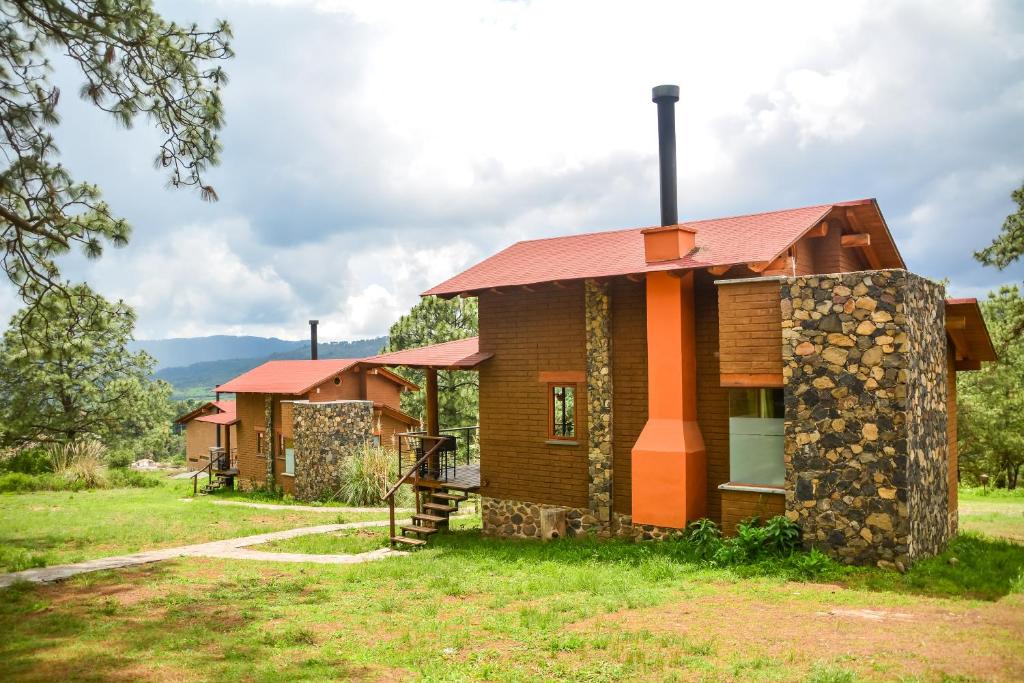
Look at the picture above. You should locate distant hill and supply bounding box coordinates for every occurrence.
[130,335,307,371]
[155,337,388,400]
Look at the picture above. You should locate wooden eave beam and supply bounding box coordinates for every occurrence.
[707,265,731,276]
[844,209,883,269]
[955,359,982,371]
[625,273,644,283]
[841,233,872,248]
[806,221,829,238]
[747,261,771,273]
[945,316,966,331]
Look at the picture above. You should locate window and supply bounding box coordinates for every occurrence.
[256,431,264,456]
[282,436,295,476]
[371,435,381,447]
[728,388,784,487]
[549,384,576,440]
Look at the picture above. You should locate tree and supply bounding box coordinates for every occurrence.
[957,286,1024,488]
[0,1,232,304]
[0,283,172,446]
[976,181,1024,270]
[383,296,479,429]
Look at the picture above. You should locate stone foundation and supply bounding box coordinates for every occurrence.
[481,496,685,541]
[781,270,949,569]
[292,400,374,501]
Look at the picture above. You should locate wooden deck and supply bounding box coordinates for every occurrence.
[418,463,481,492]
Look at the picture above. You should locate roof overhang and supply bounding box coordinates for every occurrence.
[946,298,997,371]
[361,337,492,371]
[195,412,239,426]
[175,402,218,425]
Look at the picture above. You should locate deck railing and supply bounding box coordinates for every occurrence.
[385,436,447,544]
[397,425,478,483]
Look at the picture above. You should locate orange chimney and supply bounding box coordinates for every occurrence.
[641,225,697,263]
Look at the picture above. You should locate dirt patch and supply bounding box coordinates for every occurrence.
[561,583,1024,680]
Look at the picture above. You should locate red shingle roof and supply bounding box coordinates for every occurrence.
[175,400,236,425]
[424,199,898,296]
[216,359,360,395]
[362,337,492,370]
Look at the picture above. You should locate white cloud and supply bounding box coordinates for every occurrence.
[45,0,1024,340]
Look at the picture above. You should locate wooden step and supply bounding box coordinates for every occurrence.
[413,513,448,524]
[432,492,468,502]
[401,524,438,536]
[391,536,427,547]
[423,502,456,514]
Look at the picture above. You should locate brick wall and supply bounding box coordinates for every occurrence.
[478,284,589,508]
[235,392,267,487]
[366,372,402,406]
[720,489,786,536]
[610,278,646,515]
[185,421,216,468]
[694,272,732,525]
[717,278,784,381]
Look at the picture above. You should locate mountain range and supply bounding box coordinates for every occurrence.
[131,335,388,400]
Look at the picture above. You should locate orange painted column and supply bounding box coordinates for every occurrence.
[631,270,707,527]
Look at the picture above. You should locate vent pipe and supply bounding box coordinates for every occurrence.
[652,84,680,226]
[309,320,319,360]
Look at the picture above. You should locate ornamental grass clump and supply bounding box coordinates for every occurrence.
[338,444,413,507]
[48,440,108,489]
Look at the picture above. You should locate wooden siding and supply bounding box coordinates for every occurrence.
[611,278,647,515]
[717,279,784,381]
[478,283,589,508]
[695,272,732,525]
[185,421,216,467]
[366,372,403,406]
[235,392,268,485]
[720,489,786,536]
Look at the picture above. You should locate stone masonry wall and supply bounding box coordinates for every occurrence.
[481,496,684,541]
[585,279,614,526]
[905,276,951,560]
[781,270,948,569]
[292,400,374,501]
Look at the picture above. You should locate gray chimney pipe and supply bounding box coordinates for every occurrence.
[652,84,680,227]
[309,320,319,360]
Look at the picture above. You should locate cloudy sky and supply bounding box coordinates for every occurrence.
[26,0,1024,340]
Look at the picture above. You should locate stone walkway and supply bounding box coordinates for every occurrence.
[0,518,409,589]
[201,499,413,514]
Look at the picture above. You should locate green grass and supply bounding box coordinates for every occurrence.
[0,479,391,571]
[959,488,1024,543]
[0,492,1021,680]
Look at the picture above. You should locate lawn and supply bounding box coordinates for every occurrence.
[959,489,1024,542]
[0,490,1021,681]
[0,478,391,572]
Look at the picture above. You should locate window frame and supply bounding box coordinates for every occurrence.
[726,387,785,489]
[255,429,265,457]
[280,434,295,476]
[547,382,578,442]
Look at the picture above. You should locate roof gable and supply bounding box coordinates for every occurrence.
[424,199,904,296]
[216,359,360,395]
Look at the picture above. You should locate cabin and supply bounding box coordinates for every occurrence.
[367,85,996,568]
[174,400,237,471]
[213,359,419,499]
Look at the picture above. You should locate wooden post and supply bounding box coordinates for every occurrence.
[425,367,440,477]
[425,367,440,436]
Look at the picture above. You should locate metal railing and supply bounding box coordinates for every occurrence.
[396,425,478,483]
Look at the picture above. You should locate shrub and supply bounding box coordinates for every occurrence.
[0,447,51,475]
[337,444,414,507]
[108,469,160,489]
[105,448,135,469]
[0,472,45,493]
[53,441,108,489]
[685,518,723,560]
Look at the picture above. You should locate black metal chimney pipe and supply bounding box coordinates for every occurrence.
[309,320,319,360]
[652,84,680,227]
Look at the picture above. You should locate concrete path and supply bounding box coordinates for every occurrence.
[0,518,409,589]
[202,499,414,514]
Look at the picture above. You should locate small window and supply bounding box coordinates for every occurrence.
[549,384,576,440]
[371,435,381,447]
[728,388,784,487]
[256,431,264,456]
[282,436,295,475]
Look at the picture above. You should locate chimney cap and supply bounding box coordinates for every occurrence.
[308,319,319,325]
[652,84,680,103]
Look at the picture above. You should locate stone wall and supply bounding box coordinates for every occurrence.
[585,279,614,525]
[781,270,948,569]
[291,400,374,501]
[481,496,688,541]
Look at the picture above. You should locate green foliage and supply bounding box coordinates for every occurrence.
[682,516,805,567]
[975,181,1024,270]
[956,286,1024,488]
[0,0,232,304]
[0,447,50,474]
[0,284,174,448]
[383,296,479,428]
[338,444,413,507]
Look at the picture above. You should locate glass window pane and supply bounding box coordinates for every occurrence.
[728,388,785,487]
[284,437,295,475]
[551,385,576,438]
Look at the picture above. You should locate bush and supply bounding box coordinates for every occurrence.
[50,441,108,489]
[105,448,135,469]
[108,469,160,489]
[0,472,45,493]
[338,444,413,507]
[0,447,51,475]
